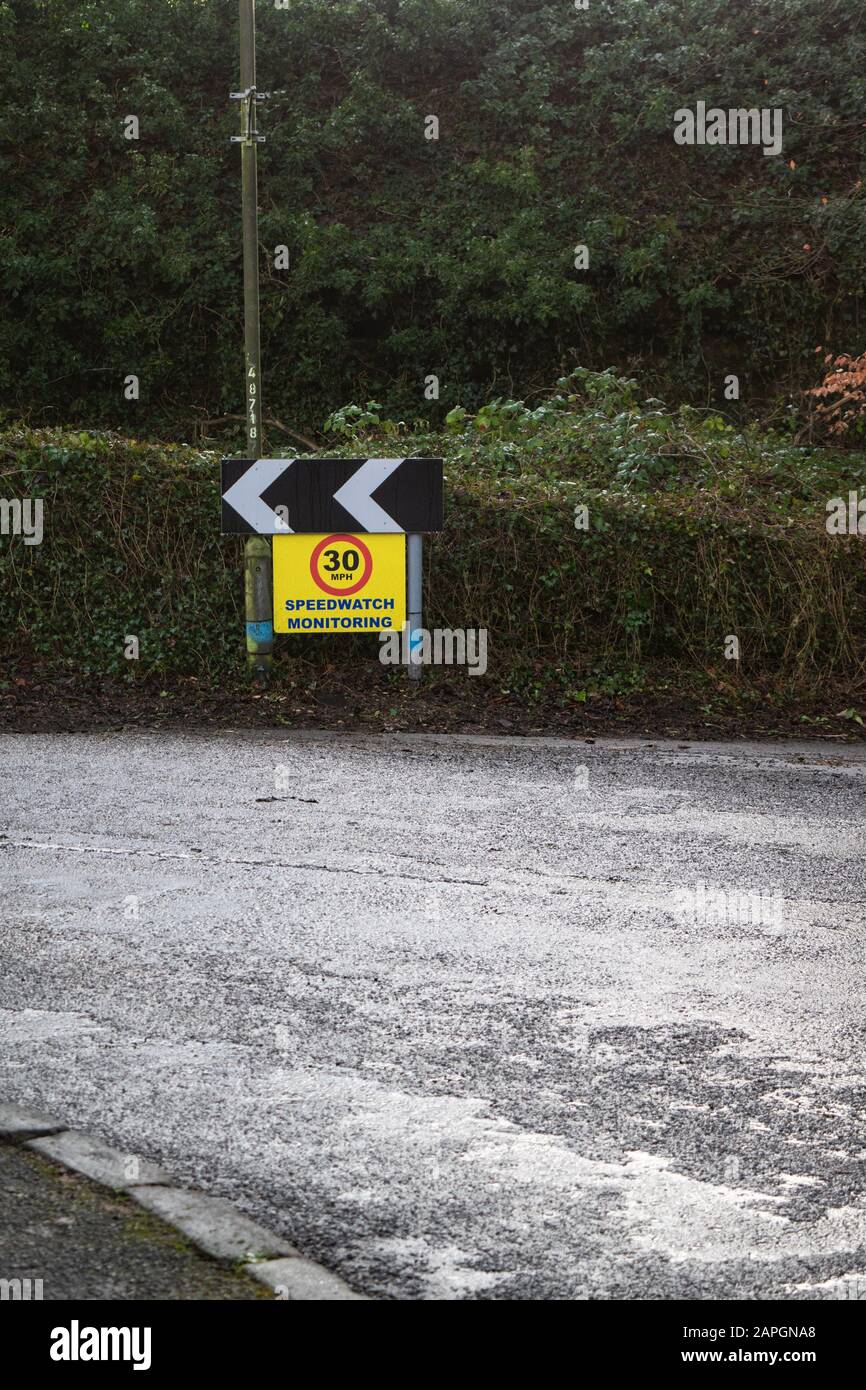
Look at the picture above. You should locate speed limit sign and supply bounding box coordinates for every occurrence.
[273,532,406,635]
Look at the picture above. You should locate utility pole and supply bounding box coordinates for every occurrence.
[233,0,272,684]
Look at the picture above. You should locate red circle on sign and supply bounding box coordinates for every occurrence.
[310,533,373,596]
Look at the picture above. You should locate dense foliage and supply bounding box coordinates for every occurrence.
[3,375,865,703]
[2,0,864,436]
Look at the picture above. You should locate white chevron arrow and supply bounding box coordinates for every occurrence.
[222,458,295,533]
[333,458,404,532]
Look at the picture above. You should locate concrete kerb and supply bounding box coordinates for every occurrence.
[1,1101,368,1301]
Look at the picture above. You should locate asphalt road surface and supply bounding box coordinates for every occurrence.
[1,729,865,1300]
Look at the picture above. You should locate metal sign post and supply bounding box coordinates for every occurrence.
[233,0,272,685]
[407,534,423,679]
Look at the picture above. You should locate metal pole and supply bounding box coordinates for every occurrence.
[238,0,273,684]
[407,533,423,679]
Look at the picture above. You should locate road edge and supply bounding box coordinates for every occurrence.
[0,1102,368,1302]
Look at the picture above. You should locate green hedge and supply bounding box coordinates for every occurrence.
[1,0,864,435]
[3,378,865,693]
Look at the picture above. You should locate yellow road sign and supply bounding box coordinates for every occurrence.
[273,532,406,635]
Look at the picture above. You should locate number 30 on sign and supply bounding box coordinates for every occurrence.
[273,532,406,635]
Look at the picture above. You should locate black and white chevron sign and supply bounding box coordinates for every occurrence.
[220,457,443,535]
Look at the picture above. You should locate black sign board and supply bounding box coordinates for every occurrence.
[221,457,443,535]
